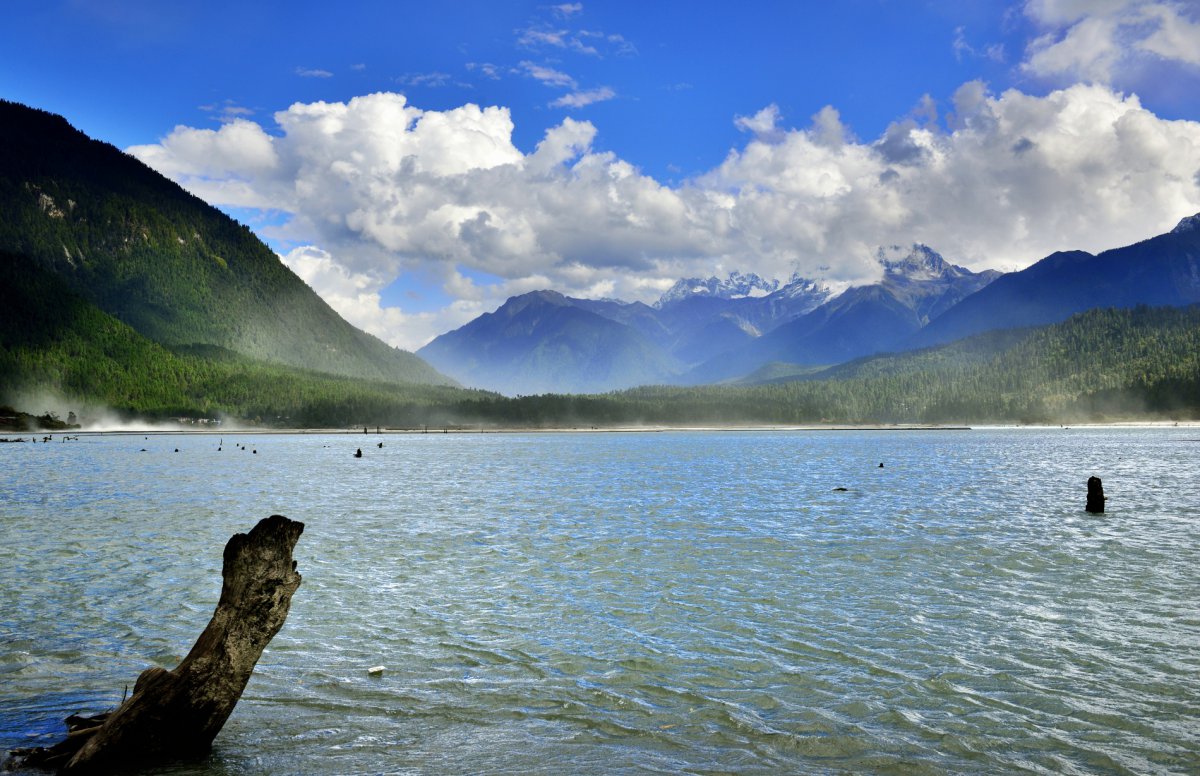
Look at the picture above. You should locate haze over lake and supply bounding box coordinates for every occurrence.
[2,428,1198,774]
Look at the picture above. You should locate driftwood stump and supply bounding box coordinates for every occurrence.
[8,515,303,774]
[1086,476,1106,514]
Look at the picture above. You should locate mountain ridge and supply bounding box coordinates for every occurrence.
[909,214,1200,349]
[0,99,453,387]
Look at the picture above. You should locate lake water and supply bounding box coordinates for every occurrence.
[1,428,1198,774]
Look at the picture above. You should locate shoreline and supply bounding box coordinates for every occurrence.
[17,419,1200,436]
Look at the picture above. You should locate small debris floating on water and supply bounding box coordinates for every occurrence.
[367,666,385,676]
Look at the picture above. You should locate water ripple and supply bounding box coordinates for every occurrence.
[2,428,1198,774]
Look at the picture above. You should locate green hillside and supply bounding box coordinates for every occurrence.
[592,305,1200,424]
[0,100,451,386]
[0,252,486,426]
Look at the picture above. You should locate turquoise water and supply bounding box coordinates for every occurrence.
[1,428,1198,774]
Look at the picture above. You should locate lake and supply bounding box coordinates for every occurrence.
[1,428,1198,774]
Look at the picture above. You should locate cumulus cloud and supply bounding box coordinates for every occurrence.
[1022,0,1200,82]
[129,86,1200,349]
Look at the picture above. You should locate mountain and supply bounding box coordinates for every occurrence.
[418,273,835,394]
[651,272,833,352]
[0,252,483,425]
[0,100,452,386]
[681,245,999,383]
[417,291,680,395]
[909,215,1200,348]
[655,271,780,306]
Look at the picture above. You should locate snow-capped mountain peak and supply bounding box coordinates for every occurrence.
[655,271,780,307]
[877,244,958,281]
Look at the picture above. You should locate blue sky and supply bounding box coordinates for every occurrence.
[4,2,1033,176]
[4,1,1200,349]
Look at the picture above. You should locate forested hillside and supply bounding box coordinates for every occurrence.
[603,306,1200,424]
[0,100,451,386]
[0,253,486,425]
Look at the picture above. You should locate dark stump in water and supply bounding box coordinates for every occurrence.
[1086,476,1106,514]
[7,515,303,774]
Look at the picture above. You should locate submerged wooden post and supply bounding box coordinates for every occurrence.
[1086,476,1106,513]
[9,515,303,774]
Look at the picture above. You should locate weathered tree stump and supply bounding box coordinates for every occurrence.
[8,515,303,774]
[1086,476,1106,513]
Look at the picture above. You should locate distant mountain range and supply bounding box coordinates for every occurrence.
[419,245,998,393]
[0,99,452,388]
[417,271,836,394]
[679,246,1001,384]
[421,220,1200,394]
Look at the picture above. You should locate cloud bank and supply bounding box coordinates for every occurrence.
[128,84,1200,350]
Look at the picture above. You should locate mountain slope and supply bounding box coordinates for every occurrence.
[0,250,482,424]
[910,215,1200,348]
[605,305,1200,424]
[417,291,680,394]
[0,100,452,386]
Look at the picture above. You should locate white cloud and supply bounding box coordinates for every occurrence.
[199,100,254,122]
[396,71,454,87]
[550,86,615,108]
[517,20,633,57]
[810,105,849,148]
[280,246,486,349]
[953,25,1006,62]
[1025,13,1123,81]
[734,104,784,142]
[467,62,501,80]
[550,3,583,17]
[295,66,333,78]
[519,61,576,88]
[1022,1,1200,82]
[517,28,569,48]
[129,86,1200,349]
[1138,3,1200,64]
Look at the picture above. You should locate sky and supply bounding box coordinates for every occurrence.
[4,0,1200,350]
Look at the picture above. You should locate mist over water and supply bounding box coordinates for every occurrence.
[2,429,1198,774]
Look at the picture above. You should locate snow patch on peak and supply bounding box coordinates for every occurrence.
[878,244,958,281]
[656,271,780,307]
[1172,213,1200,234]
